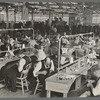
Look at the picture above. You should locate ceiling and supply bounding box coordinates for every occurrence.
[0,2,100,14]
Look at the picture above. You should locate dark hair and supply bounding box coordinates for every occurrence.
[34,44,41,50]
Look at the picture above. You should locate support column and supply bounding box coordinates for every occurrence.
[62,12,63,18]
[48,10,52,26]
[14,9,16,22]
[6,6,9,29]
[31,9,34,39]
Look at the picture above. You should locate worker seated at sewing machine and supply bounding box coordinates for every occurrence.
[30,48,55,96]
[61,47,75,65]
[1,50,31,92]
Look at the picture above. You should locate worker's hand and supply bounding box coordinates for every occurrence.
[42,71,47,75]
[50,70,53,73]
[87,82,92,87]
[88,80,95,84]
[87,80,94,88]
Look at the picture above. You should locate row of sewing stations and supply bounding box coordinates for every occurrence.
[0,28,34,70]
[45,32,99,97]
[0,28,99,97]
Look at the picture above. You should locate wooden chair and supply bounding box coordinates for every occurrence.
[34,77,43,95]
[16,63,32,94]
[0,79,5,89]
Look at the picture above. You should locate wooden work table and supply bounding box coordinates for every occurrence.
[0,52,34,70]
[45,60,97,98]
[45,73,77,97]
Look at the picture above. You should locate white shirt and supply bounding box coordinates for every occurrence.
[62,47,68,54]
[87,40,96,47]
[44,38,50,44]
[10,38,15,46]
[36,49,46,61]
[18,58,26,72]
[29,40,37,48]
[33,60,54,77]
[61,56,66,65]
[92,79,100,96]
[89,50,98,59]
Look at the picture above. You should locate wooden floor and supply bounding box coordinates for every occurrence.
[0,87,64,98]
[0,87,39,98]
[0,81,89,98]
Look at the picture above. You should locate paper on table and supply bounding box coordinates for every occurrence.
[0,84,5,88]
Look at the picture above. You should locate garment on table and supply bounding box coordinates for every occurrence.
[29,39,37,48]
[61,47,68,54]
[87,40,96,48]
[89,50,98,59]
[9,38,15,47]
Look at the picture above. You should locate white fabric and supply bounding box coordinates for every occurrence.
[33,60,54,77]
[61,56,66,65]
[62,48,68,54]
[18,58,26,72]
[10,38,14,46]
[70,57,74,63]
[8,50,15,56]
[36,49,46,61]
[87,40,96,47]
[46,60,54,71]
[29,40,37,48]
[92,79,100,96]
[0,84,5,88]
[44,38,50,44]
[33,61,42,77]
[93,70,100,77]
[5,50,14,57]
[89,50,97,59]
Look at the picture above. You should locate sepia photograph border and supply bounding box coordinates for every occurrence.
[0,0,100,100]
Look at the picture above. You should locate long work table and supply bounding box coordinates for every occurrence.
[0,52,34,70]
[45,60,97,98]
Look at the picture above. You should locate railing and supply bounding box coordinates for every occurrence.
[0,28,33,31]
[0,46,33,58]
[57,32,94,75]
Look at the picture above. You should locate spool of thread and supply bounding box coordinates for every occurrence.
[16,38,17,41]
[22,44,25,48]
[8,46,10,51]
[70,56,73,63]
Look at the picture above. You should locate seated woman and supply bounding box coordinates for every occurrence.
[72,36,85,58]
[60,43,75,64]
[89,48,99,59]
[87,36,96,49]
